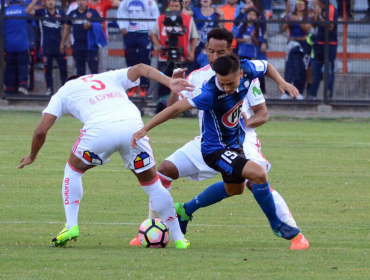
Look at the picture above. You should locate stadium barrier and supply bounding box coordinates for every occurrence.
[1,4,370,107]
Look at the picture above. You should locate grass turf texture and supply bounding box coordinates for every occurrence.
[0,111,369,279]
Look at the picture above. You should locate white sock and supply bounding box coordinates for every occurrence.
[271,188,298,228]
[140,175,184,242]
[148,179,171,219]
[63,161,84,229]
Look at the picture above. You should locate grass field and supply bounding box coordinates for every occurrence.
[1,111,370,279]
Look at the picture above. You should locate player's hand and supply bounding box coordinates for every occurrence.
[83,21,92,30]
[172,68,187,79]
[121,28,128,36]
[131,129,147,148]
[169,78,195,98]
[17,155,35,169]
[278,81,299,98]
[241,112,249,127]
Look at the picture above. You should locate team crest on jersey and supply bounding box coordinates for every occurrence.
[244,79,250,88]
[83,151,103,165]
[56,14,61,18]
[189,88,202,99]
[86,12,92,18]
[134,152,150,169]
[221,100,244,128]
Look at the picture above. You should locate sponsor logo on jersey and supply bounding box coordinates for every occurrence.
[189,88,202,99]
[253,61,265,72]
[134,152,150,169]
[252,86,262,97]
[221,100,244,128]
[83,151,103,165]
[218,93,227,99]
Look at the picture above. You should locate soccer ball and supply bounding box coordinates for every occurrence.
[138,218,170,248]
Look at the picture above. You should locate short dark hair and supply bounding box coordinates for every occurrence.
[211,54,240,76]
[207,28,234,47]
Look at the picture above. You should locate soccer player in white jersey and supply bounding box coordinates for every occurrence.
[129,28,309,250]
[17,64,195,249]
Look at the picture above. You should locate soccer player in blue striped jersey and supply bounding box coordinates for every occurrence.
[132,54,301,241]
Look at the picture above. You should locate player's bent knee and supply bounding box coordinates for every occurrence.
[242,161,268,184]
[157,160,179,180]
[224,182,245,196]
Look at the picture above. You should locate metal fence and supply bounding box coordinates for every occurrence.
[1,0,370,107]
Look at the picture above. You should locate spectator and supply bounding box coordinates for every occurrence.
[182,0,194,16]
[359,0,370,22]
[189,0,224,72]
[4,0,30,95]
[26,0,68,95]
[117,0,159,98]
[286,0,313,15]
[308,0,337,100]
[234,0,268,95]
[337,0,353,21]
[281,0,311,99]
[260,0,272,19]
[235,7,261,60]
[60,0,101,76]
[220,0,243,50]
[88,0,120,72]
[150,0,198,111]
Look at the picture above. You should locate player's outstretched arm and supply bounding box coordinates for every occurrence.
[265,63,299,98]
[131,98,193,148]
[17,114,57,169]
[128,64,194,94]
[167,68,188,107]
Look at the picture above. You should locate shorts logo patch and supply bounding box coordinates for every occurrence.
[134,152,150,169]
[83,151,102,165]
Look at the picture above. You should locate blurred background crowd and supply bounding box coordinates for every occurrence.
[1,0,370,112]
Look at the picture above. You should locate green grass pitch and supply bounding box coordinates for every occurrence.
[0,111,369,279]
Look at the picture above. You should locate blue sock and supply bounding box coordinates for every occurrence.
[185,182,229,216]
[252,182,281,230]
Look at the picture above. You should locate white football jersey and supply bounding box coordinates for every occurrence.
[181,64,265,139]
[43,68,141,127]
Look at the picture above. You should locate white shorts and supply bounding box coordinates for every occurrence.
[165,136,271,181]
[72,119,156,173]
[243,138,271,173]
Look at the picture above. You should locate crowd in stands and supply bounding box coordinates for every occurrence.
[2,0,370,102]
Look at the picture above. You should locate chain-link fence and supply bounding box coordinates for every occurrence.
[1,0,369,107]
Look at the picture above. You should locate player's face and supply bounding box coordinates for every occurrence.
[169,2,182,11]
[45,0,56,9]
[206,38,233,65]
[216,70,243,95]
[77,0,88,10]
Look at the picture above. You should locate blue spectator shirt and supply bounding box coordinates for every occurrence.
[287,14,310,38]
[192,7,218,45]
[236,25,262,59]
[67,8,100,49]
[4,4,30,52]
[187,59,268,154]
[35,8,66,53]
